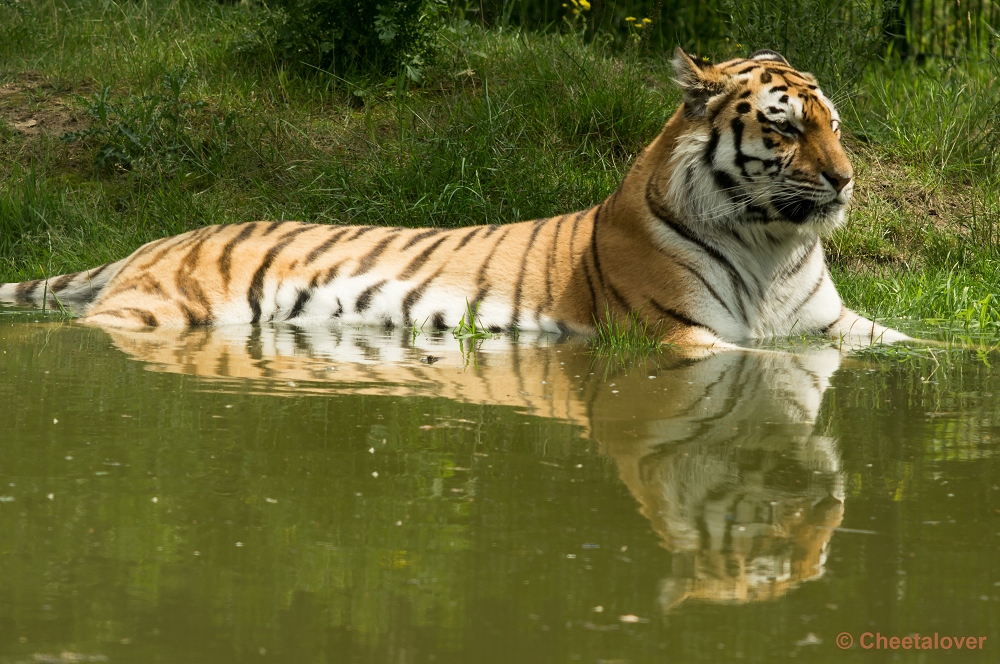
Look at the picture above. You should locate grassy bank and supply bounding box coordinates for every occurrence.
[0,0,997,332]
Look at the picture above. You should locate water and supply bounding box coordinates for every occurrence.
[0,310,998,663]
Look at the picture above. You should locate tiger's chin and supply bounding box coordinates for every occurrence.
[771,198,847,233]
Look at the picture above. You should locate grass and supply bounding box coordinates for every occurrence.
[0,0,997,333]
[589,306,663,355]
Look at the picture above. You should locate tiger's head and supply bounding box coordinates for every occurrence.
[662,48,853,234]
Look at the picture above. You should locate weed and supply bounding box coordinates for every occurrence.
[61,68,234,178]
[254,0,447,80]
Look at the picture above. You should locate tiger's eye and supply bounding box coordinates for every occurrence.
[775,120,790,132]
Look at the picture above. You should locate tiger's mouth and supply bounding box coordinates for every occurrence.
[772,197,840,225]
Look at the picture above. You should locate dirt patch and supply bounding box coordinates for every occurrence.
[0,72,91,139]
[849,141,976,234]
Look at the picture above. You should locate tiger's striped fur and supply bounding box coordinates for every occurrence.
[0,48,907,347]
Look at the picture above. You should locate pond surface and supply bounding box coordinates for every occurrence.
[0,310,998,663]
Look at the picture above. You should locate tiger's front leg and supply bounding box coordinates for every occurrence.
[825,307,910,346]
[659,323,743,352]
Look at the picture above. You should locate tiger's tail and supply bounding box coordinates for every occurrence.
[0,260,126,311]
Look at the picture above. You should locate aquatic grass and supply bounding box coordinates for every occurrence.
[851,337,1000,371]
[589,305,663,355]
[452,300,492,342]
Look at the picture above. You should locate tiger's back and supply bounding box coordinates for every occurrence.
[76,217,601,333]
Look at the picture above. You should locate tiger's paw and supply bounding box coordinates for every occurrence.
[826,309,911,348]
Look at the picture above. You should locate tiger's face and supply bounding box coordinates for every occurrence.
[667,48,853,233]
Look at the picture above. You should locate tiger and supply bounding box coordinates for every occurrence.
[81,322,846,611]
[0,48,908,348]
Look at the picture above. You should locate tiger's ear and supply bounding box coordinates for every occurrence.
[671,47,726,118]
[749,49,789,65]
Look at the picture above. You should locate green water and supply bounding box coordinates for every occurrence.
[0,310,998,663]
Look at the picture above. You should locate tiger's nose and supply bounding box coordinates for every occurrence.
[822,170,852,193]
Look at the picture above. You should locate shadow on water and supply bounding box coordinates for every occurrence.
[0,313,998,662]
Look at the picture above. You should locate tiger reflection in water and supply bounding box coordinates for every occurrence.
[101,324,845,612]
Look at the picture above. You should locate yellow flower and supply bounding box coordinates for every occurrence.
[642,17,652,24]
[625,16,636,22]
[579,0,590,9]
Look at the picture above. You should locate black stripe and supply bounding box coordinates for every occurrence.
[399,236,448,280]
[675,260,737,322]
[355,280,387,313]
[581,261,598,315]
[288,289,312,320]
[350,226,380,241]
[645,182,757,311]
[219,224,258,288]
[538,215,567,317]
[175,234,216,325]
[401,228,441,250]
[180,303,210,326]
[80,286,103,305]
[605,279,633,313]
[247,227,313,324]
[708,88,739,122]
[317,261,345,287]
[401,269,441,324]
[87,262,113,281]
[820,305,847,334]
[775,240,818,283]
[304,228,351,266]
[648,297,721,338]
[353,234,397,276]
[454,227,482,251]
[15,280,42,302]
[137,233,201,273]
[120,308,158,327]
[49,273,78,292]
[510,220,546,328]
[569,209,586,256]
[260,221,285,236]
[588,204,608,293]
[788,271,826,321]
[474,227,512,304]
[117,237,169,277]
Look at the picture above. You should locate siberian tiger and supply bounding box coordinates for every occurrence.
[0,48,907,347]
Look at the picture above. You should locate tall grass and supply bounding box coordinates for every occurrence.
[722,0,888,93]
[835,265,1000,327]
[844,53,1000,173]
